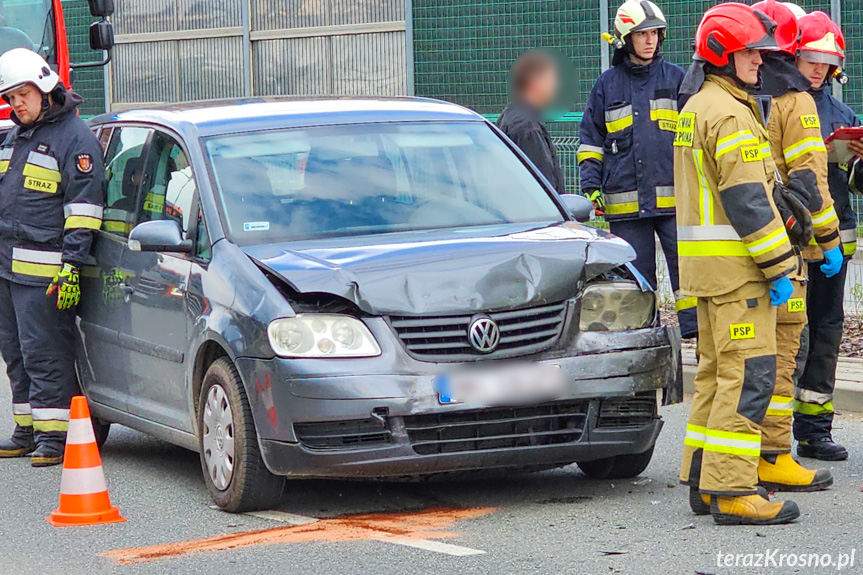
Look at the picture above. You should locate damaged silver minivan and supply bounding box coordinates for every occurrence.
[79,98,681,511]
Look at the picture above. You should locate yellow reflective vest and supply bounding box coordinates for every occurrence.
[674,75,797,298]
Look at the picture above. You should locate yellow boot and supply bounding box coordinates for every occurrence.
[689,486,769,516]
[710,494,800,526]
[758,453,833,492]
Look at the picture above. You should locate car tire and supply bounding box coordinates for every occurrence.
[198,357,285,512]
[91,417,111,448]
[576,445,655,480]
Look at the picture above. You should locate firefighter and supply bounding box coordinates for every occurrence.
[751,0,838,492]
[578,0,697,338]
[497,50,566,195]
[676,3,800,525]
[794,12,862,461]
[0,49,104,466]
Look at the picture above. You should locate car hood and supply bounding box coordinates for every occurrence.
[243,222,635,315]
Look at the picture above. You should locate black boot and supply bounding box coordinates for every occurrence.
[0,425,35,457]
[797,437,848,461]
[30,443,63,467]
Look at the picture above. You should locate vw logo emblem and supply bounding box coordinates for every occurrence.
[468,316,500,353]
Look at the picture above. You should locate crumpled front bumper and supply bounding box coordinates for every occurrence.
[235,325,677,479]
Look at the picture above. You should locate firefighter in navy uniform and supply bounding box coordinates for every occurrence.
[578,0,696,338]
[0,49,104,466]
[794,13,862,461]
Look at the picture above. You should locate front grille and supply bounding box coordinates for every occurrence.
[597,393,657,428]
[294,418,391,450]
[389,302,567,362]
[403,400,588,455]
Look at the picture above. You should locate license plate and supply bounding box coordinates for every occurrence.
[434,362,565,406]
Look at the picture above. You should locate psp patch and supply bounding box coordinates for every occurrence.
[730,323,755,340]
[788,298,806,313]
[76,154,93,174]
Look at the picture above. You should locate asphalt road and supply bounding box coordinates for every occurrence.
[1,377,862,575]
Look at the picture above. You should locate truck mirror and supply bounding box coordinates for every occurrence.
[89,21,114,52]
[87,0,114,17]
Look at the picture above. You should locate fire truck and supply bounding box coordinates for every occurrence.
[0,0,113,121]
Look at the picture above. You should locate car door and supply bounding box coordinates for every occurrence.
[119,129,196,431]
[77,125,153,410]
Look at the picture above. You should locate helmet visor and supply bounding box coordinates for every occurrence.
[799,49,844,66]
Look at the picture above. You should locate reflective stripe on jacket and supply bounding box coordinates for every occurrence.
[578,55,685,221]
[674,75,797,298]
[0,94,105,287]
[766,91,840,261]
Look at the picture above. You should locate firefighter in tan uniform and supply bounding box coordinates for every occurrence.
[752,0,838,492]
[676,3,800,525]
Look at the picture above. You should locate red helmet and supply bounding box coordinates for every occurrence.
[694,3,780,67]
[752,0,799,55]
[798,11,844,66]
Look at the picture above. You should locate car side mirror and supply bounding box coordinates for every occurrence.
[559,194,594,223]
[89,21,114,51]
[87,0,114,17]
[129,220,193,253]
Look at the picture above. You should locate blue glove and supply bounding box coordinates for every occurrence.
[770,276,794,306]
[820,246,843,278]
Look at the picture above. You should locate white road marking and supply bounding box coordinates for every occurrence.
[371,535,486,556]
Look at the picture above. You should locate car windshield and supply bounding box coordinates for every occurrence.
[0,0,54,61]
[204,121,565,245]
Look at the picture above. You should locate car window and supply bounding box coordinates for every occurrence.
[204,122,565,245]
[102,126,152,237]
[97,127,113,154]
[137,131,197,235]
[195,208,211,261]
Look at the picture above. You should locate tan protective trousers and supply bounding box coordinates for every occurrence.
[680,282,777,495]
[760,278,807,454]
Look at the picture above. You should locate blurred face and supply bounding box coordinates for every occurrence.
[797,59,831,89]
[630,29,660,61]
[527,65,559,109]
[732,49,763,85]
[5,84,43,125]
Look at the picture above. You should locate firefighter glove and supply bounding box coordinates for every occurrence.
[785,178,812,208]
[46,263,80,310]
[773,181,814,249]
[586,189,605,214]
[769,276,794,306]
[820,246,843,278]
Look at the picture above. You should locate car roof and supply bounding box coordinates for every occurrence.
[90,96,485,137]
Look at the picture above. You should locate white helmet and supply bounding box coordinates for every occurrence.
[614,0,667,42]
[0,49,59,97]
[782,2,807,19]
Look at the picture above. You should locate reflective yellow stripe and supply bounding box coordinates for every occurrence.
[675,296,697,312]
[12,414,32,426]
[650,109,678,123]
[103,220,134,234]
[65,215,102,230]
[766,395,794,417]
[577,151,604,163]
[0,160,8,174]
[678,240,750,257]
[606,115,633,133]
[843,242,857,256]
[684,424,706,448]
[22,162,62,182]
[657,196,676,208]
[12,261,61,277]
[794,400,834,416]
[783,137,827,163]
[23,177,57,194]
[693,149,713,226]
[604,202,639,215]
[745,227,790,257]
[811,206,839,228]
[11,248,63,278]
[715,130,758,158]
[703,428,761,457]
[32,420,69,432]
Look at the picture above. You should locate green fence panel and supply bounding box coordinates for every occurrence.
[62,0,105,117]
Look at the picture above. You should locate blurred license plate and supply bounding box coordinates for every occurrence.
[434,363,565,406]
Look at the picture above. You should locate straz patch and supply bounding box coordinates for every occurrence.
[801,115,820,129]
[741,145,765,162]
[658,119,677,132]
[788,298,806,312]
[674,112,695,147]
[23,177,57,193]
[730,323,756,340]
[76,154,93,174]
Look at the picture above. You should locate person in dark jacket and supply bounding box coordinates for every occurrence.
[578,0,695,338]
[793,12,863,461]
[0,49,104,466]
[497,50,566,195]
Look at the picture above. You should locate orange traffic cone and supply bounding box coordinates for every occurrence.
[46,396,125,527]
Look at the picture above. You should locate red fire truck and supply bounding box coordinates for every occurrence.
[0,0,113,120]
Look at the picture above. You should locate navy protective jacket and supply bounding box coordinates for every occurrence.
[0,88,104,287]
[578,55,685,221]
[811,85,863,258]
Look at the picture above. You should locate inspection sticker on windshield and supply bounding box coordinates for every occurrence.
[434,363,565,406]
[243,221,270,232]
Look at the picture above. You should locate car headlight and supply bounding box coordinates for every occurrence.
[579,281,655,331]
[267,315,382,358]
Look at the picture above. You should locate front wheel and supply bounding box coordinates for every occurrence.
[576,445,655,479]
[198,357,285,512]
